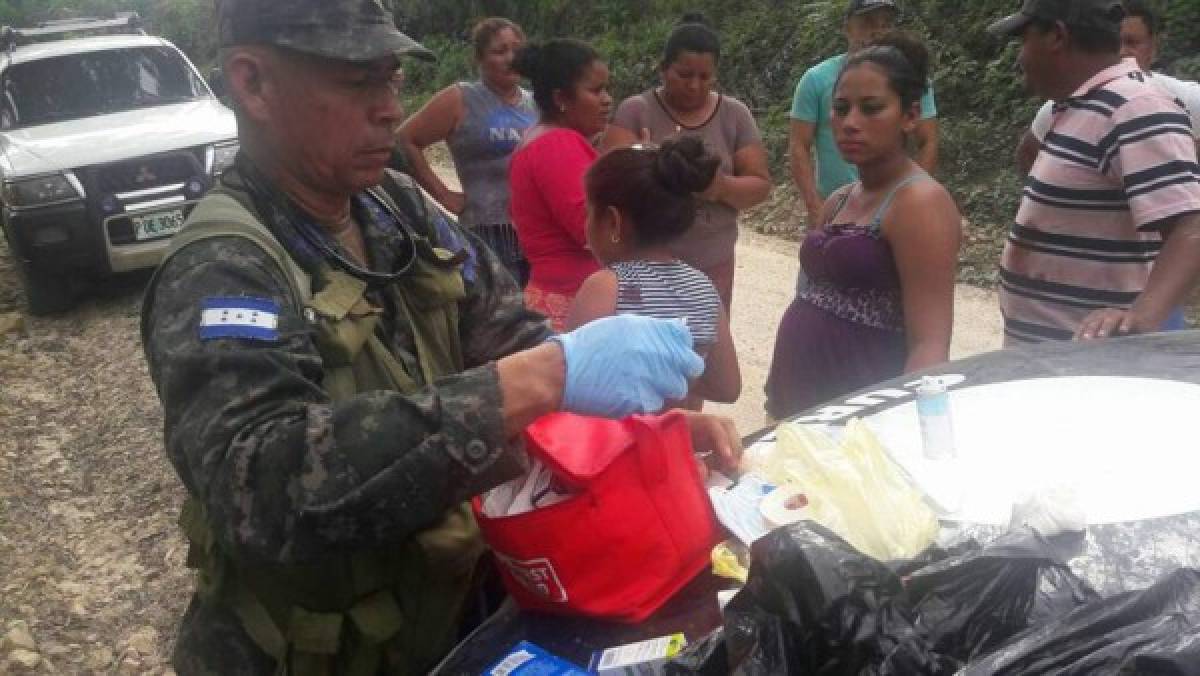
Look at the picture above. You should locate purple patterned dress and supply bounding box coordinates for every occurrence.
[765,175,928,418]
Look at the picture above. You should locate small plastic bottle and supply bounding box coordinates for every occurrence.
[916,376,956,460]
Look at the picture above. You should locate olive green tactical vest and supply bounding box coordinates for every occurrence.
[145,174,484,675]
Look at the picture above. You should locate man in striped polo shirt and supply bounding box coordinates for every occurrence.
[989,0,1200,344]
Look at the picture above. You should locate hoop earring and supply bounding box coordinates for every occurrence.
[611,232,620,244]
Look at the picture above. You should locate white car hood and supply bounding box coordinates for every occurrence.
[0,99,237,177]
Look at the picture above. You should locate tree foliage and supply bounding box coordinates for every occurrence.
[3,0,1191,242]
[0,0,216,68]
[393,0,1195,238]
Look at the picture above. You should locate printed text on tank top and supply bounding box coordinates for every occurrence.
[449,81,536,228]
[472,85,533,155]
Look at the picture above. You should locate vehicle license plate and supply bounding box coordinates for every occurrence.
[132,208,186,241]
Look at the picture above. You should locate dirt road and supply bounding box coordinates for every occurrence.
[0,175,1001,673]
[427,158,1003,431]
[0,243,187,675]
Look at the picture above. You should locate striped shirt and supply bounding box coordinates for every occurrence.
[611,260,722,350]
[1031,71,1200,142]
[1000,59,1200,344]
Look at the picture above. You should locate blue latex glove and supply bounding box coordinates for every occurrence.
[549,315,706,418]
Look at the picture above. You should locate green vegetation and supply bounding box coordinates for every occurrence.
[2,0,1194,285]
[0,1,215,69]
[395,0,1197,285]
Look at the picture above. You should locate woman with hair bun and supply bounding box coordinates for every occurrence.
[603,13,771,312]
[397,17,535,285]
[508,38,612,330]
[567,136,741,409]
[764,33,962,420]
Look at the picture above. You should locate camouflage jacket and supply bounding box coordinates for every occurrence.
[142,163,550,567]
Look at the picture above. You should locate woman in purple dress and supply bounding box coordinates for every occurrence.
[765,34,962,420]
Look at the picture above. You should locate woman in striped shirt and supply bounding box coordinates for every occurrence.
[566,136,741,409]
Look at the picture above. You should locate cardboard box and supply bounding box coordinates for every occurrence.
[485,641,589,676]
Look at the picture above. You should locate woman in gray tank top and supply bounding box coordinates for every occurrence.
[397,18,536,286]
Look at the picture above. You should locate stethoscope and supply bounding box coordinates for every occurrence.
[236,163,419,285]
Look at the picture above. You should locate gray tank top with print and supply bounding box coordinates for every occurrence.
[446,81,536,228]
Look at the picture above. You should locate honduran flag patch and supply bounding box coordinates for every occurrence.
[199,296,281,342]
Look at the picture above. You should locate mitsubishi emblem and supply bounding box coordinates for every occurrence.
[133,165,157,185]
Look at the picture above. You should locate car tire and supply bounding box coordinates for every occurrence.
[16,259,76,315]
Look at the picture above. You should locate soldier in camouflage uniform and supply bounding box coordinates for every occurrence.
[140,1,734,673]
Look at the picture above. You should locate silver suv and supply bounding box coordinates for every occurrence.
[0,15,237,314]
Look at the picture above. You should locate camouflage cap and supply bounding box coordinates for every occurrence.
[217,0,435,63]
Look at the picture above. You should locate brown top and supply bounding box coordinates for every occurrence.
[611,90,762,268]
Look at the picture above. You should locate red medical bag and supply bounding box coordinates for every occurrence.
[473,411,720,622]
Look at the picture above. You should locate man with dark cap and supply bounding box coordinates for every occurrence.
[989,0,1200,344]
[141,1,736,672]
[1017,0,1200,176]
[788,0,939,228]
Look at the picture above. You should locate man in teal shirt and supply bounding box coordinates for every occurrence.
[788,0,940,227]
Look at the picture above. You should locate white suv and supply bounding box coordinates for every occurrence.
[0,15,237,314]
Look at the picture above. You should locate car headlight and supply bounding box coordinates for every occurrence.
[209,141,239,176]
[2,172,83,208]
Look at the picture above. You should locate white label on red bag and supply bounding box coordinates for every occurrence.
[496,554,569,603]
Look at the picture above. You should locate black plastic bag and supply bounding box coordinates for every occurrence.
[722,522,957,675]
[905,529,1100,662]
[664,628,728,676]
[720,522,1098,674]
[888,538,979,578]
[962,568,1200,675]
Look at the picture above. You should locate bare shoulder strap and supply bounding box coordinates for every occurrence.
[870,172,931,230]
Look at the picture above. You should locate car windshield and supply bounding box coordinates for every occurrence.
[0,46,207,129]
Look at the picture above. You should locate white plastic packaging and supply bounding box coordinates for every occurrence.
[1009,485,1088,536]
[708,474,776,546]
[745,420,940,561]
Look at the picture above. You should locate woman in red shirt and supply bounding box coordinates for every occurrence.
[509,38,612,331]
